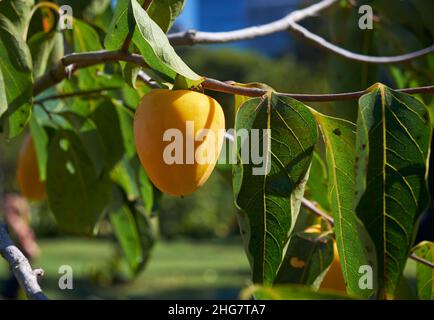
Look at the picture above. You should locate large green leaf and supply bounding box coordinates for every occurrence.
[131,0,202,86]
[72,19,103,89]
[243,284,353,300]
[305,152,330,212]
[0,14,33,138]
[112,99,136,158]
[412,241,434,300]
[148,0,185,33]
[46,130,112,235]
[104,0,144,50]
[109,195,154,274]
[233,93,317,285]
[355,84,431,298]
[275,229,334,288]
[28,31,63,78]
[29,115,48,181]
[0,0,34,37]
[138,166,154,215]
[110,158,140,201]
[90,99,125,170]
[312,111,375,298]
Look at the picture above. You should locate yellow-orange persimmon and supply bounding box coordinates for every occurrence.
[16,135,46,201]
[320,241,346,292]
[304,224,346,292]
[134,89,225,196]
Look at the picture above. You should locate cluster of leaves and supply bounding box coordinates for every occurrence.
[0,0,196,277]
[0,0,433,299]
[234,85,433,300]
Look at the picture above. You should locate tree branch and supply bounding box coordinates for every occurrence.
[288,21,434,64]
[409,252,434,269]
[33,50,434,101]
[301,198,334,225]
[168,0,434,64]
[33,50,148,96]
[0,223,48,300]
[168,0,338,45]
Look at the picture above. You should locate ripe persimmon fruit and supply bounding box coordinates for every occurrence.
[16,135,46,201]
[134,89,225,196]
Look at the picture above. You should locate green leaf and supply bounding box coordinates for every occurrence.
[242,284,353,300]
[46,129,112,235]
[305,152,330,212]
[104,0,144,51]
[355,84,431,298]
[110,205,146,273]
[412,241,434,300]
[72,19,103,89]
[112,99,136,158]
[29,115,48,181]
[91,99,125,170]
[138,166,154,215]
[0,67,6,118]
[233,93,318,285]
[28,31,61,78]
[148,0,185,33]
[0,0,34,37]
[0,14,33,138]
[110,158,140,201]
[275,230,334,288]
[130,0,202,86]
[123,62,140,89]
[312,111,375,298]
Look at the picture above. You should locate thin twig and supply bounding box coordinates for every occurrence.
[409,252,434,269]
[34,87,119,104]
[33,50,434,101]
[301,198,334,225]
[120,0,153,52]
[288,22,434,64]
[168,0,434,64]
[137,70,162,89]
[33,50,148,95]
[168,0,338,45]
[0,223,48,300]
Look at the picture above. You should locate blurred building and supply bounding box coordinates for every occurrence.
[174,0,305,56]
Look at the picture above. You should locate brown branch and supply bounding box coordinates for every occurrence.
[120,0,153,52]
[301,198,334,225]
[168,0,434,64]
[0,223,48,300]
[409,252,434,269]
[288,22,434,64]
[33,50,148,96]
[169,0,338,45]
[33,50,434,102]
[202,78,434,101]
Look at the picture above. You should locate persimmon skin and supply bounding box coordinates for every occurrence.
[16,135,46,201]
[134,89,225,196]
[319,241,346,292]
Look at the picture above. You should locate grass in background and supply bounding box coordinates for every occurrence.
[0,238,250,300]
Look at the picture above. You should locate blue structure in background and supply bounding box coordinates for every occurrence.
[175,0,303,56]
